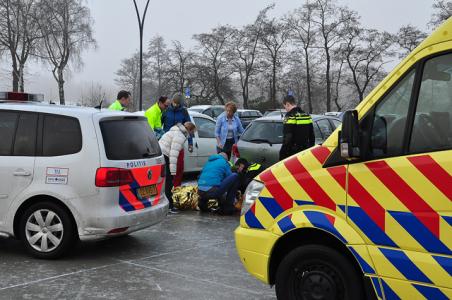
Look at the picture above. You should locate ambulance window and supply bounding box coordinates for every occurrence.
[410,53,452,153]
[43,115,82,156]
[0,111,19,156]
[370,69,416,158]
[13,112,38,156]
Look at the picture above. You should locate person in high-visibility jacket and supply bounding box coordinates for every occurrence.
[108,90,131,111]
[279,95,315,160]
[145,96,170,139]
[234,158,263,193]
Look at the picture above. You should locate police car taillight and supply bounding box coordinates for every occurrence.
[95,168,134,187]
[0,92,44,102]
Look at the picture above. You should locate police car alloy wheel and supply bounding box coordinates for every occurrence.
[20,202,76,259]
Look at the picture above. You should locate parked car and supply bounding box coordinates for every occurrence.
[0,93,168,258]
[135,110,218,173]
[188,105,224,120]
[264,109,286,117]
[236,114,341,168]
[236,109,263,128]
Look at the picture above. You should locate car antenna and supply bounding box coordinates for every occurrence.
[95,100,103,110]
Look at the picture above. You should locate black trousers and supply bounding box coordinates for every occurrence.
[164,155,174,209]
[217,138,235,159]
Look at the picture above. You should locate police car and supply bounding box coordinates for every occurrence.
[0,93,168,258]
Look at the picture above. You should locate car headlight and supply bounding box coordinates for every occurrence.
[241,180,265,215]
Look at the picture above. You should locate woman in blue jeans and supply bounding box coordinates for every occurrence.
[215,102,245,159]
[197,153,239,215]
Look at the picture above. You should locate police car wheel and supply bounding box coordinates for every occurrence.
[275,245,364,300]
[20,201,76,259]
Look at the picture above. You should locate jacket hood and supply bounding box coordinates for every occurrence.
[174,123,189,137]
[208,154,225,162]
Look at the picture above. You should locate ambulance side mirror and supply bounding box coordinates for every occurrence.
[339,110,361,159]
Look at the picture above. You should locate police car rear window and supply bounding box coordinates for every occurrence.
[100,118,161,160]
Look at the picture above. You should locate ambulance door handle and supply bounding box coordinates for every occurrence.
[13,170,31,177]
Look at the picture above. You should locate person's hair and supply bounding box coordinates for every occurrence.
[158,96,168,103]
[117,90,131,100]
[282,95,296,105]
[225,101,238,113]
[235,158,249,168]
[172,93,184,105]
[184,122,196,132]
[219,152,229,161]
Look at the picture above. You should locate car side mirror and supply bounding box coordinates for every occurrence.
[339,110,361,159]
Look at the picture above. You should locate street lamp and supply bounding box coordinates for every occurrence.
[132,0,150,111]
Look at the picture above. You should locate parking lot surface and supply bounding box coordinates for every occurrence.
[0,211,275,300]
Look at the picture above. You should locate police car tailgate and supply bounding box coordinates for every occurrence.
[94,113,166,212]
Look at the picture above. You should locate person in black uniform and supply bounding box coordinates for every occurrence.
[279,95,315,160]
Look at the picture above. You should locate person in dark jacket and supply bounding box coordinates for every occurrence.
[234,158,263,194]
[279,95,315,160]
[162,93,193,187]
[198,153,239,215]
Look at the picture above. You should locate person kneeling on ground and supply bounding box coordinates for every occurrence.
[159,122,197,214]
[198,153,239,215]
[234,158,263,194]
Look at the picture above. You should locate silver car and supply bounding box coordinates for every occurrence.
[236,114,341,169]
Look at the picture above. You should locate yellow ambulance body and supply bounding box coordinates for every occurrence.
[235,18,452,300]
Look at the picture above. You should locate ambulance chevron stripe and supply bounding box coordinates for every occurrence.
[407,155,452,200]
[389,211,450,255]
[284,157,336,212]
[259,197,284,218]
[259,171,293,211]
[413,284,449,300]
[304,211,346,243]
[277,215,296,233]
[366,160,440,238]
[379,248,433,284]
[433,255,452,276]
[348,247,376,274]
[370,277,383,299]
[381,280,401,300]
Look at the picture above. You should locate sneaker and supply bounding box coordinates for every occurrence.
[168,208,179,214]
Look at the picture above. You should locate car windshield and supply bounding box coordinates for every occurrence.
[100,118,161,160]
[188,108,204,113]
[241,121,284,144]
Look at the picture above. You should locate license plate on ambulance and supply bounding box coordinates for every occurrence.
[137,185,157,199]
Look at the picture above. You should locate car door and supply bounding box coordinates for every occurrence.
[192,116,217,168]
[184,116,199,173]
[0,111,37,226]
[347,53,452,298]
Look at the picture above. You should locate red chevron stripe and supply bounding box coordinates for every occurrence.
[284,157,336,212]
[311,146,332,165]
[120,187,145,210]
[366,161,439,237]
[408,155,452,201]
[260,170,293,211]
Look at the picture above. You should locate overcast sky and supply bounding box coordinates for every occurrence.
[0,0,435,102]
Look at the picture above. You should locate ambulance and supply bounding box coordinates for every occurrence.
[235,18,452,299]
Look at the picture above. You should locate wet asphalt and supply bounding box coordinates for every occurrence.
[0,211,276,300]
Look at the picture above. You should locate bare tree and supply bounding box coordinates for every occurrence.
[342,26,393,102]
[232,5,273,108]
[79,81,111,107]
[393,25,427,58]
[0,0,41,91]
[259,18,290,108]
[193,26,235,104]
[148,35,170,97]
[429,0,452,29]
[36,0,96,105]
[312,0,357,111]
[115,50,152,110]
[167,41,193,96]
[287,1,317,113]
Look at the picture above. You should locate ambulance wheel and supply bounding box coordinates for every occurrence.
[19,201,76,259]
[275,245,364,300]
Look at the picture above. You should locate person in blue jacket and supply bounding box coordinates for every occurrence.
[162,93,193,187]
[215,101,245,159]
[197,153,239,215]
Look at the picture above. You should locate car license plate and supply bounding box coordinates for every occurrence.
[137,185,157,199]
